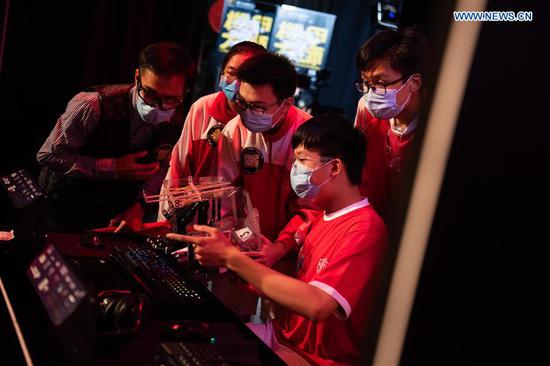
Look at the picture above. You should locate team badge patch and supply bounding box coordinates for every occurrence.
[240,147,264,175]
[207,124,224,148]
[317,258,329,273]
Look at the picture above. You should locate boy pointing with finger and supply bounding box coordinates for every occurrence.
[169,113,387,365]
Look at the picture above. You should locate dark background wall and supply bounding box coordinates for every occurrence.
[0,0,207,178]
[2,0,544,364]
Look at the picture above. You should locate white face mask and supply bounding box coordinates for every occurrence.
[239,101,286,133]
[136,95,175,125]
[219,75,240,101]
[364,76,413,120]
[290,159,334,199]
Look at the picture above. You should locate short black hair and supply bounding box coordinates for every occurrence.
[292,113,366,185]
[221,41,266,73]
[356,27,429,82]
[236,52,297,100]
[139,41,196,84]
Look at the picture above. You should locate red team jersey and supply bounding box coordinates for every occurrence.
[217,106,311,241]
[354,96,417,221]
[273,199,387,365]
[158,92,236,219]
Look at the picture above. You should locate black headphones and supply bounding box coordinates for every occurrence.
[96,290,150,341]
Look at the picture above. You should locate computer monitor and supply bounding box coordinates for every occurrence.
[267,5,335,74]
[215,1,335,75]
[215,0,275,53]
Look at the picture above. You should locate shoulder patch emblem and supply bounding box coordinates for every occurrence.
[207,124,224,148]
[240,147,264,175]
[317,258,329,273]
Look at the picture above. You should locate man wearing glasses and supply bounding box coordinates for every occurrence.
[217,52,311,249]
[37,41,195,232]
[157,41,266,222]
[354,27,429,222]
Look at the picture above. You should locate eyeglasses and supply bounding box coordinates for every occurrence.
[137,78,186,110]
[234,93,281,115]
[355,76,407,95]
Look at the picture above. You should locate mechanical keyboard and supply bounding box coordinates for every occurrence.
[111,246,205,309]
[158,342,225,366]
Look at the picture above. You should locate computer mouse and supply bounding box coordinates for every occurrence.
[167,320,209,341]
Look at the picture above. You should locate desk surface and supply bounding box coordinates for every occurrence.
[0,233,285,366]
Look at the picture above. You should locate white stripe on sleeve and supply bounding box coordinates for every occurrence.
[309,280,352,320]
